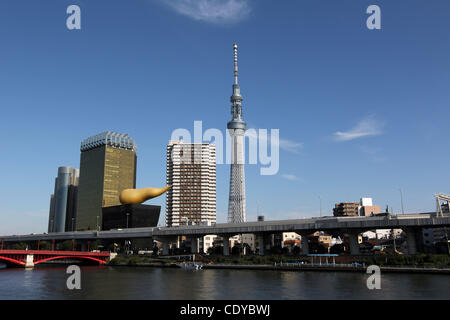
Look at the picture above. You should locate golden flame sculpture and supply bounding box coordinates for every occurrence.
[119,186,172,204]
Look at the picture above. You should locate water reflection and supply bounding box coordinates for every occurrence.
[0,266,448,300]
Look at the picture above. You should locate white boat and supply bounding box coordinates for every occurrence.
[177,262,203,270]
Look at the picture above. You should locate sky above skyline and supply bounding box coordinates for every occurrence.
[1,0,450,235]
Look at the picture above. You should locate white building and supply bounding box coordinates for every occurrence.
[362,229,403,240]
[282,232,301,247]
[360,198,373,206]
[200,235,218,253]
[165,140,216,227]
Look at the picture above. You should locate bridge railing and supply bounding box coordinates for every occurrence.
[0,249,110,257]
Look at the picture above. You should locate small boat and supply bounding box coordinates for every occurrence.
[0,264,6,270]
[177,262,203,270]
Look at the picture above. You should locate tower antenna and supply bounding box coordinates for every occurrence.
[233,43,238,84]
[227,43,247,223]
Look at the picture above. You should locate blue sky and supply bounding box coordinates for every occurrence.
[1,0,449,234]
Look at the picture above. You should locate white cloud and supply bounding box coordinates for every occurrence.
[162,0,251,24]
[281,174,300,181]
[245,129,303,154]
[279,138,304,154]
[333,115,383,141]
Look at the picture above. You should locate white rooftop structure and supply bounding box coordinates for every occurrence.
[80,131,137,152]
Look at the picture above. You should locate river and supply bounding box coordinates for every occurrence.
[0,265,448,299]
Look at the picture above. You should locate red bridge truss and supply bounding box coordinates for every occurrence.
[0,250,110,266]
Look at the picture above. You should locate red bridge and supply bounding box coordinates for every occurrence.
[0,250,111,267]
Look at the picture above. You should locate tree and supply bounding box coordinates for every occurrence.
[89,240,100,251]
[231,245,241,255]
[60,240,74,251]
[152,243,159,256]
[39,241,52,250]
[330,243,345,254]
[243,243,253,255]
[11,242,27,250]
[269,246,282,255]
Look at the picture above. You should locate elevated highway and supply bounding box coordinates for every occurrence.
[2,213,449,256]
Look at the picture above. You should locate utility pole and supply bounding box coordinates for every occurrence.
[399,188,405,214]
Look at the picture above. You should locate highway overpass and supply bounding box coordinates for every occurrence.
[2,213,449,256]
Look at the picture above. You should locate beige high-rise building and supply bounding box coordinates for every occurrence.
[166,140,216,227]
[76,132,137,231]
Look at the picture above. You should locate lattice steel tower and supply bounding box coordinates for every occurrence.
[227,43,247,223]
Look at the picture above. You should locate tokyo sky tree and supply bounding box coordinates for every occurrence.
[227,43,247,223]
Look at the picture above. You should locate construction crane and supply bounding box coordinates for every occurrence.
[435,194,450,217]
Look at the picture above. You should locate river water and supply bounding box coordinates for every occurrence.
[0,265,448,300]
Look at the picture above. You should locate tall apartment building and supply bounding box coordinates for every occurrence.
[333,202,359,217]
[166,140,216,227]
[48,166,79,233]
[76,132,137,231]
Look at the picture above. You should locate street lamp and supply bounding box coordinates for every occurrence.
[126,213,130,229]
[72,218,75,232]
[318,196,322,217]
[96,216,99,231]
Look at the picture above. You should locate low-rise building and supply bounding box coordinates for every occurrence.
[333,197,381,217]
[362,229,403,240]
[309,231,332,248]
[282,232,301,247]
[200,235,217,253]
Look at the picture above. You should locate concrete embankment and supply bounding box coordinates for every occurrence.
[108,261,450,274]
[204,264,450,274]
[109,262,179,268]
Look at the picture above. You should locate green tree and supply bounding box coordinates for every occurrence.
[39,241,52,250]
[59,240,74,251]
[89,240,100,251]
[11,242,27,250]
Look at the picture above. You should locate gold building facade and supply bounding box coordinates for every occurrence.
[76,132,137,231]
